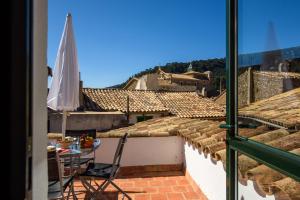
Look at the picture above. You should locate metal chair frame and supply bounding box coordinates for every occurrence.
[48,151,79,200]
[80,133,130,200]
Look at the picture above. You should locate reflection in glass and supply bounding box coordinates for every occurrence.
[236,0,300,199]
[237,0,300,155]
[238,154,300,200]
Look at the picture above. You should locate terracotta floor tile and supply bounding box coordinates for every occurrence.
[119,182,135,187]
[186,186,196,192]
[158,186,173,193]
[134,194,151,200]
[142,187,158,194]
[71,170,207,200]
[167,192,185,200]
[163,179,177,186]
[177,179,190,185]
[149,180,164,187]
[183,192,202,199]
[172,185,188,192]
[135,180,150,187]
[166,176,184,181]
[151,193,168,200]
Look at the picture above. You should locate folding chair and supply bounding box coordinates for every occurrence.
[79,133,130,200]
[64,129,97,170]
[48,151,77,200]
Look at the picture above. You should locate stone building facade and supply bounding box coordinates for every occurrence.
[238,68,300,107]
[123,66,213,95]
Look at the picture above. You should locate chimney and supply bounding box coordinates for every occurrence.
[79,72,84,107]
[201,87,207,97]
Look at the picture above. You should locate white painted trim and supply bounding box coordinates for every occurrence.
[32,0,48,199]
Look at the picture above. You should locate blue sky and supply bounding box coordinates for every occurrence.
[238,0,300,54]
[48,0,300,88]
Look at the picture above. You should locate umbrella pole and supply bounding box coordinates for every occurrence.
[62,111,67,140]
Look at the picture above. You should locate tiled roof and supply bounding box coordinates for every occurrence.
[98,117,300,199]
[158,68,208,81]
[239,88,300,129]
[83,88,168,113]
[169,73,200,81]
[254,71,300,79]
[156,92,225,118]
[123,77,138,90]
[83,89,225,118]
[214,90,226,107]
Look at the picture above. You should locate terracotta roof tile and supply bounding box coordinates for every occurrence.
[169,73,200,81]
[156,91,225,118]
[83,89,225,118]
[214,90,226,107]
[239,88,300,129]
[83,88,168,113]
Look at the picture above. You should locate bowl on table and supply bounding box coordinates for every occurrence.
[80,135,94,149]
[58,136,75,149]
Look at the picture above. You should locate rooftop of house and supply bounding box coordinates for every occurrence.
[123,77,139,89]
[239,87,300,129]
[214,90,226,107]
[156,91,224,118]
[82,89,225,118]
[95,116,300,199]
[168,73,201,81]
[158,68,209,81]
[83,88,168,113]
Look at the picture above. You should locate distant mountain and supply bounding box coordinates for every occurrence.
[110,58,226,92]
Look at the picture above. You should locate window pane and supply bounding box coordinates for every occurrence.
[238,153,300,200]
[237,0,300,156]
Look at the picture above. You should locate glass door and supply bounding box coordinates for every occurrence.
[225,0,300,199]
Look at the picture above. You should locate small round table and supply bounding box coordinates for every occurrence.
[58,138,101,157]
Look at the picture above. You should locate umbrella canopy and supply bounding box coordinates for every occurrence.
[47,13,80,139]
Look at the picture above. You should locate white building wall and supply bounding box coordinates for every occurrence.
[95,136,183,166]
[184,141,275,200]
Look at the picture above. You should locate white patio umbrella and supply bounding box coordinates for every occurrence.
[47,13,80,140]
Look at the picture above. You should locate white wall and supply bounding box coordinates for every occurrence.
[95,136,183,166]
[184,142,275,200]
[184,142,226,200]
[32,0,48,199]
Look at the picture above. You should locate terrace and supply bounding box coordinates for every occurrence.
[48,87,300,200]
[70,171,206,200]
[9,1,300,199]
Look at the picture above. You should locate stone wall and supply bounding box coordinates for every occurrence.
[146,73,160,90]
[48,111,126,132]
[238,70,249,107]
[238,70,288,107]
[253,73,283,102]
